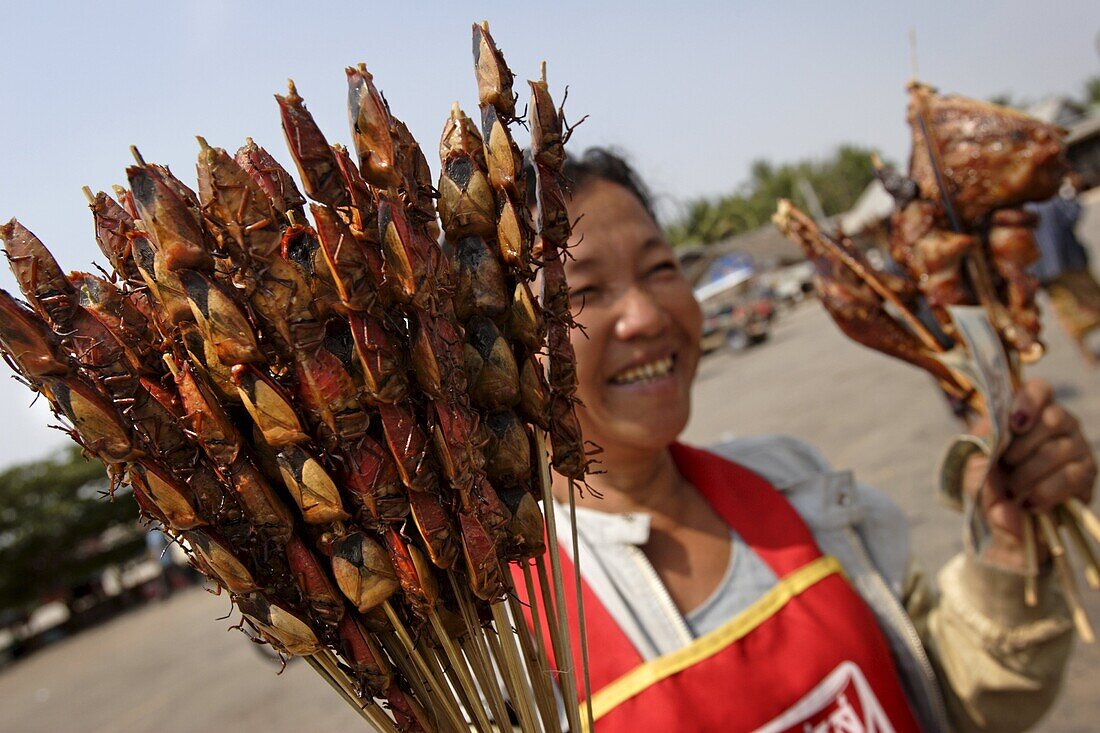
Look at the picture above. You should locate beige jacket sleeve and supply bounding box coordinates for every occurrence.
[903,554,1074,733]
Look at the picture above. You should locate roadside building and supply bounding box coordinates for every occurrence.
[1026,96,1100,189]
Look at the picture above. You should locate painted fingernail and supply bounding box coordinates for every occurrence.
[1011,410,1029,431]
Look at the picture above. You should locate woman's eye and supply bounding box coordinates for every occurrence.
[646,261,678,278]
[569,286,598,306]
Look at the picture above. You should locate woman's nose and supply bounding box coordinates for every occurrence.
[614,285,668,341]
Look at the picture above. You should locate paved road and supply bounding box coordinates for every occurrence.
[2,200,1099,731]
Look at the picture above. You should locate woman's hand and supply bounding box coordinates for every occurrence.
[963,378,1097,571]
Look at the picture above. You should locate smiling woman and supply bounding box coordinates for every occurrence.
[520,148,1094,733]
[561,178,702,457]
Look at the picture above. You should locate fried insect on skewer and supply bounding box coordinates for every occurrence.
[773,201,974,407]
[528,63,589,480]
[348,63,523,599]
[900,83,1067,362]
[115,138,429,718]
[437,104,547,570]
[86,189,147,287]
[800,84,1098,640]
[906,82,1066,225]
[152,144,432,717]
[886,198,975,339]
[127,163,213,273]
[0,286,140,466]
[196,136,283,263]
[236,137,307,219]
[275,85,463,614]
[277,81,350,210]
[1,25,595,729]
[196,134,403,524]
[2,224,320,608]
[525,60,600,733]
[0,230,305,607]
[987,208,1043,355]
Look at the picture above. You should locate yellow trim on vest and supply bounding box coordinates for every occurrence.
[580,554,845,729]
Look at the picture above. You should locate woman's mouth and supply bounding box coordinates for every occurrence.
[609,354,675,385]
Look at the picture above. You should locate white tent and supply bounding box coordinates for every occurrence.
[693,268,755,302]
[837,179,894,236]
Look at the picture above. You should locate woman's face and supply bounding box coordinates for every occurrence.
[562,179,703,455]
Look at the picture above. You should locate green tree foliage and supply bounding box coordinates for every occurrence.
[988,92,1021,109]
[0,446,145,614]
[666,144,878,248]
[1083,75,1100,108]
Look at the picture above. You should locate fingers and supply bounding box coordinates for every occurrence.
[1009,378,1054,434]
[1002,402,1078,467]
[969,381,1095,538]
[1015,458,1097,511]
[1004,434,1093,504]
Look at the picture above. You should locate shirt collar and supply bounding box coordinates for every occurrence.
[555,502,653,546]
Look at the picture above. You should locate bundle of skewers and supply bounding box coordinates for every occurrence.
[0,22,592,732]
[773,81,1100,642]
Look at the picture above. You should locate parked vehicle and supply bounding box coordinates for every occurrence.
[700,291,776,353]
[692,255,779,354]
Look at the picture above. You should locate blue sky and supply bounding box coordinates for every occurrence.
[0,1,1097,466]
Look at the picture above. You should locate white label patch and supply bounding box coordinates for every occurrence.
[753,662,896,733]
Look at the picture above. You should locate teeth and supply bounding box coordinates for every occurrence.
[612,356,673,385]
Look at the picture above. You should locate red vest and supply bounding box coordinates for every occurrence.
[513,442,920,732]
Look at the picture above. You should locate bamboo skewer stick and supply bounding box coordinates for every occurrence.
[1023,515,1040,607]
[428,609,496,733]
[1059,507,1100,590]
[458,632,513,732]
[378,632,462,733]
[382,602,467,728]
[418,633,483,733]
[966,251,1032,371]
[449,579,515,732]
[523,560,559,669]
[378,627,468,733]
[1036,513,1095,643]
[1066,498,1100,544]
[383,601,473,733]
[490,600,543,733]
[911,87,962,234]
[479,622,535,733]
[423,637,486,733]
[478,629,530,732]
[381,608,443,688]
[519,563,563,730]
[506,577,562,733]
[533,558,566,671]
[535,553,579,730]
[534,428,585,733]
[379,638,434,723]
[308,651,402,733]
[567,477,596,733]
[304,656,380,729]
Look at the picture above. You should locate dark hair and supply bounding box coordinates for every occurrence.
[523,147,657,223]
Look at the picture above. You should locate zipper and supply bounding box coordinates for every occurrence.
[843,526,951,732]
[625,544,694,647]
